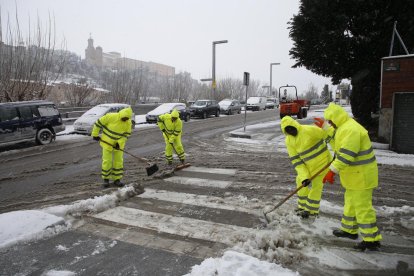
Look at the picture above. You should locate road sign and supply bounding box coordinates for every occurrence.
[243,72,250,86]
[212,81,217,89]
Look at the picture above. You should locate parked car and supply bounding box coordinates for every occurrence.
[73,103,135,135]
[246,96,267,111]
[266,98,279,109]
[218,99,242,115]
[0,100,65,146]
[189,100,220,119]
[146,103,190,123]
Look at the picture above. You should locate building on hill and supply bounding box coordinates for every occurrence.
[84,36,175,76]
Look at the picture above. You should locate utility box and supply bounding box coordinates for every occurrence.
[379,54,414,153]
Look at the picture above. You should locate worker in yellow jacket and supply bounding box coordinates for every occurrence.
[157,109,185,166]
[91,107,133,188]
[281,116,332,218]
[315,103,382,251]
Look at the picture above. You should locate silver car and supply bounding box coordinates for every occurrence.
[73,103,135,135]
[218,99,242,115]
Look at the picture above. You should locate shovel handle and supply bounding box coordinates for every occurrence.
[98,138,150,165]
[265,159,333,215]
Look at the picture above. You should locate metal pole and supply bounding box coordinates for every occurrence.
[212,42,216,94]
[243,84,248,132]
[270,63,280,97]
[270,64,273,97]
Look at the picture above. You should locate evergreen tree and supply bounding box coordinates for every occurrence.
[289,0,414,126]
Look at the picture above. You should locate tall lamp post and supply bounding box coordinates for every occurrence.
[212,40,228,93]
[269,62,280,96]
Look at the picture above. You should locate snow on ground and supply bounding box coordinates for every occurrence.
[0,186,137,249]
[184,250,298,276]
[2,106,414,275]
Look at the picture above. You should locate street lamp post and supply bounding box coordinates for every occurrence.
[212,40,228,93]
[269,62,280,96]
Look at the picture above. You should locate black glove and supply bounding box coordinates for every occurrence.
[162,129,166,133]
[114,143,120,150]
[93,136,100,142]
[302,179,311,187]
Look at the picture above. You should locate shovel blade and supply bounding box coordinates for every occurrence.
[146,163,159,176]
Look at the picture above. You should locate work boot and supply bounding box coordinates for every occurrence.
[113,179,125,187]
[180,159,185,165]
[333,229,358,240]
[301,211,318,219]
[295,208,306,216]
[103,179,110,188]
[353,241,381,251]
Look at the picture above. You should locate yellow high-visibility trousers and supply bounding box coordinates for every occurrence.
[297,174,324,214]
[163,133,185,163]
[102,148,124,181]
[340,188,382,242]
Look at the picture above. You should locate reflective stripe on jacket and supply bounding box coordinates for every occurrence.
[91,107,133,151]
[324,103,378,190]
[157,113,183,143]
[281,116,332,185]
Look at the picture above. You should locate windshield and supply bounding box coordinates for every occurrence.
[193,100,208,106]
[83,106,109,116]
[152,103,177,114]
[219,100,232,106]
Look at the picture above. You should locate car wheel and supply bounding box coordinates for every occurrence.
[228,109,232,115]
[186,114,190,122]
[202,111,207,119]
[36,128,53,145]
[238,109,241,114]
[297,109,303,119]
[131,120,136,129]
[302,108,308,118]
[215,109,220,117]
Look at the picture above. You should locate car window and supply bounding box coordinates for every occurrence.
[0,106,19,122]
[38,105,59,116]
[175,105,185,111]
[18,106,34,119]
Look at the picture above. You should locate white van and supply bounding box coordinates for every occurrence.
[246,96,267,111]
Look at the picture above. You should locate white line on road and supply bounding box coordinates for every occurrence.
[182,166,238,175]
[164,176,232,188]
[138,188,262,215]
[92,206,264,245]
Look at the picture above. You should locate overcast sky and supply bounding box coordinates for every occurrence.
[1,0,335,94]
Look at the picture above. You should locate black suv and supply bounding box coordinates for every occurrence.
[0,100,65,146]
[189,100,220,119]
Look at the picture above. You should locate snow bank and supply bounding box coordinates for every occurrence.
[184,250,299,276]
[42,185,138,217]
[0,210,68,249]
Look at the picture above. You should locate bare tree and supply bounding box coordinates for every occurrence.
[0,8,66,102]
[63,78,97,106]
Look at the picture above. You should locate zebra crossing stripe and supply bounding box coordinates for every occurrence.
[164,176,232,188]
[91,206,265,245]
[182,166,238,175]
[138,188,260,215]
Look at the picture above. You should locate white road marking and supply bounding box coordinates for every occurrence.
[92,206,264,245]
[182,166,238,175]
[164,176,232,188]
[138,188,262,215]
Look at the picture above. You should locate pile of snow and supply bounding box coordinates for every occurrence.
[0,210,68,249]
[0,185,139,249]
[184,250,299,276]
[41,270,76,276]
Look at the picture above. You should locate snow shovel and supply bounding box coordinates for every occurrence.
[99,139,159,176]
[263,160,333,224]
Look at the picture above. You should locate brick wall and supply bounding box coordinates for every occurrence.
[381,56,414,108]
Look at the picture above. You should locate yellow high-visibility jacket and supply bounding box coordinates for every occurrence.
[91,107,133,151]
[157,110,183,144]
[324,103,378,190]
[281,116,332,185]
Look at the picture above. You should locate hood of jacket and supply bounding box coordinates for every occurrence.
[324,103,349,127]
[280,116,302,135]
[171,109,180,118]
[119,107,133,120]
